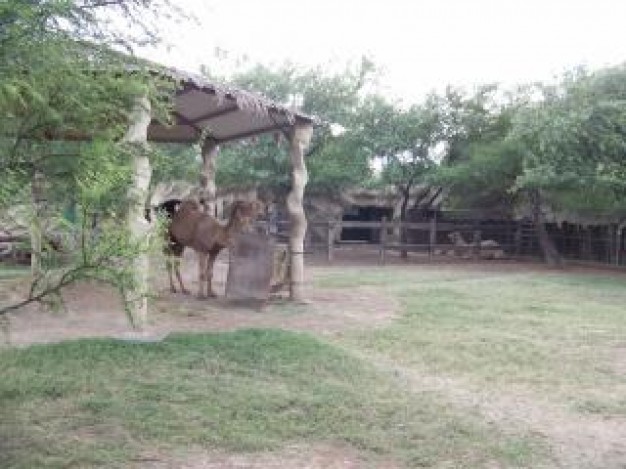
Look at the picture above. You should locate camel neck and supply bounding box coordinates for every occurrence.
[225,216,242,233]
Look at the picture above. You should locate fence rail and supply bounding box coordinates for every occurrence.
[257,217,625,268]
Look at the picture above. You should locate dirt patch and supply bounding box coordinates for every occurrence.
[3,252,625,469]
[355,351,626,469]
[2,252,399,346]
[134,443,399,469]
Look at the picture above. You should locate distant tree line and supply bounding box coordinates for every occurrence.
[203,60,626,265]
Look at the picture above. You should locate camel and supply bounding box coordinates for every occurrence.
[168,199,263,298]
[448,231,505,259]
[149,199,188,294]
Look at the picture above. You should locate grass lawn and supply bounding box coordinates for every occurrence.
[1,263,625,468]
[0,264,28,279]
[327,267,626,414]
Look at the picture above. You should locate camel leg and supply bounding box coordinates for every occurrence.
[166,257,177,293]
[197,252,208,298]
[174,257,189,294]
[206,251,219,297]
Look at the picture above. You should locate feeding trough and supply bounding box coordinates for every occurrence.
[226,232,274,302]
[226,232,290,302]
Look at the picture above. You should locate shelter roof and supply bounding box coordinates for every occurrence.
[149,68,315,144]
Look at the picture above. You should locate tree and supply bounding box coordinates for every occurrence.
[349,95,442,256]
[513,66,626,208]
[508,66,626,264]
[0,0,176,317]
[363,99,440,201]
[208,60,377,197]
[427,83,567,264]
[432,84,531,213]
[434,66,626,265]
[435,84,504,164]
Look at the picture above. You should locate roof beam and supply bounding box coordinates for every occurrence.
[175,84,212,98]
[188,105,240,125]
[215,123,291,144]
[171,112,202,134]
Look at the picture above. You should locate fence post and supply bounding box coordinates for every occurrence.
[472,230,482,259]
[614,224,620,266]
[514,223,522,258]
[429,213,437,260]
[615,222,626,265]
[327,220,334,263]
[304,223,312,252]
[379,217,388,265]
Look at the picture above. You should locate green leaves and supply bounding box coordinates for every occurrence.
[207,61,378,195]
[0,0,175,315]
[510,65,626,214]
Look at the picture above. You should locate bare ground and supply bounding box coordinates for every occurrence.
[347,350,626,469]
[3,252,399,346]
[133,443,399,469]
[2,250,625,468]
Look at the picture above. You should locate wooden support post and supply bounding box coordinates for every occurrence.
[200,139,218,216]
[327,221,334,263]
[514,223,522,258]
[429,213,437,260]
[613,225,619,266]
[584,227,592,261]
[304,225,312,253]
[124,95,152,330]
[472,230,482,259]
[287,124,313,302]
[618,222,625,266]
[379,217,388,265]
[398,220,405,259]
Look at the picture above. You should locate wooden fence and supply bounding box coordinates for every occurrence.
[256,217,626,267]
[308,219,517,264]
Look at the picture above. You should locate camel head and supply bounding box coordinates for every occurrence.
[228,200,264,229]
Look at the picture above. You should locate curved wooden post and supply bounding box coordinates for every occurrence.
[287,124,313,302]
[200,138,218,216]
[124,95,152,329]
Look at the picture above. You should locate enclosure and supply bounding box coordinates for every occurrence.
[1,251,625,468]
[291,210,626,268]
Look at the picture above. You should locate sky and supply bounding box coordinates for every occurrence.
[138,0,626,103]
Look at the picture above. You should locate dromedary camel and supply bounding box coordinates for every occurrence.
[448,231,505,259]
[168,199,263,298]
[151,199,188,294]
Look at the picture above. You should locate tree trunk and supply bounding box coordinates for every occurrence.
[529,189,562,266]
[29,170,45,280]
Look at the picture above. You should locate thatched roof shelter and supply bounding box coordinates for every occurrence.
[148,68,314,144]
[118,66,315,326]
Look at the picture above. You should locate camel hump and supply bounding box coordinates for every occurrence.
[177,199,202,214]
[169,200,206,246]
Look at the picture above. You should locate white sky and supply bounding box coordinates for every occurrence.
[138,0,626,103]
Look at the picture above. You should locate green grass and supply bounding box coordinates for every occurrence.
[0,264,28,279]
[3,264,625,467]
[329,267,626,411]
[0,329,543,468]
